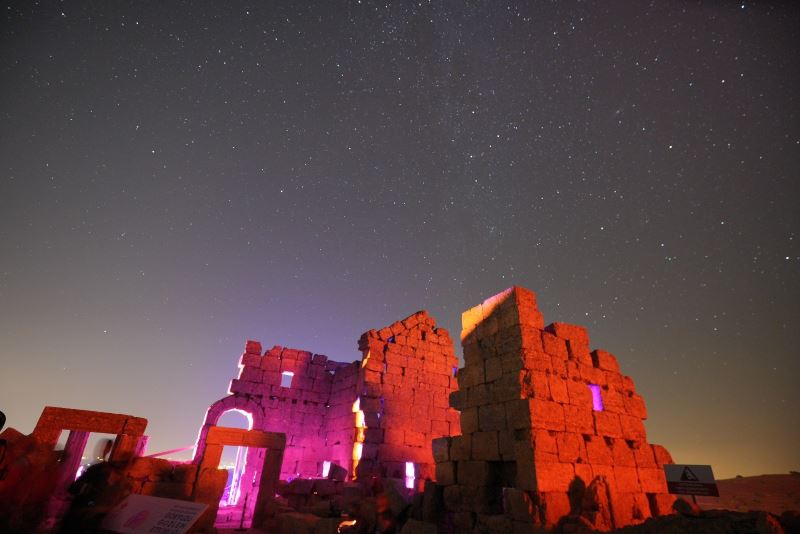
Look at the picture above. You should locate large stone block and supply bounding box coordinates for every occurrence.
[478,403,507,432]
[471,431,501,461]
[593,411,623,438]
[555,432,587,464]
[435,461,457,485]
[584,436,613,465]
[541,332,568,360]
[534,461,575,492]
[563,404,595,434]
[528,399,565,432]
[450,434,471,461]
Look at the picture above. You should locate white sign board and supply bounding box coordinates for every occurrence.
[101,494,208,534]
[664,464,719,497]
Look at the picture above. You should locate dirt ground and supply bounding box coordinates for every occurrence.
[696,473,800,515]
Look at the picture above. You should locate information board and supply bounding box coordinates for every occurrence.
[101,494,208,534]
[664,464,719,497]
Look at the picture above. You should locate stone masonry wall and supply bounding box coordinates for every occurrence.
[355,311,461,483]
[200,310,459,483]
[432,287,676,532]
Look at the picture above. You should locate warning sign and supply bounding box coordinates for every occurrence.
[664,464,719,497]
[101,494,208,534]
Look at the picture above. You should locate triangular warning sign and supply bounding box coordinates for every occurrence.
[680,466,699,481]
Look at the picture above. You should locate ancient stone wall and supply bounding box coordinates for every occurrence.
[433,286,676,531]
[355,311,461,483]
[199,310,460,483]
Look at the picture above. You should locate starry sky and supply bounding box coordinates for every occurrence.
[1,1,797,479]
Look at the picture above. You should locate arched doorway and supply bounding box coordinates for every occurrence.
[194,398,266,529]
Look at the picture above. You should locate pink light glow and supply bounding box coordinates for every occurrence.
[589,384,604,411]
[405,462,415,489]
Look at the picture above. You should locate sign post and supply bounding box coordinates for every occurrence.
[664,464,719,503]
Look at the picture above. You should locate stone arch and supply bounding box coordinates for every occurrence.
[193,396,265,464]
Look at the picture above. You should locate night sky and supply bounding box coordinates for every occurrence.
[1,1,798,479]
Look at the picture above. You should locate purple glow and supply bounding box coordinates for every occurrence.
[589,384,604,411]
[405,462,415,489]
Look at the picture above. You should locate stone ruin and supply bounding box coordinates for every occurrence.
[0,286,700,533]
[196,309,461,484]
[431,286,677,531]
[0,406,285,532]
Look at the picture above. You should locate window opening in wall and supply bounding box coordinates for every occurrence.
[322,461,331,478]
[281,371,294,388]
[589,384,604,411]
[405,462,415,489]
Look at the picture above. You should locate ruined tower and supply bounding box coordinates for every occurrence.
[433,287,676,531]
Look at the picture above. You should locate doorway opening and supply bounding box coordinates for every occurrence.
[214,409,262,529]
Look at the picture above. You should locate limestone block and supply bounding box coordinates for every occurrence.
[566,340,594,367]
[261,356,281,372]
[545,322,589,346]
[520,325,545,352]
[245,340,263,354]
[637,467,668,493]
[623,393,648,419]
[240,352,262,368]
[457,365,485,389]
[528,398,566,432]
[525,370,552,400]
[541,332,568,360]
[618,414,647,440]
[450,434,471,461]
[614,465,642,493]
[600,386,625,414]
[631,441,656,468]
[593,411,623,438]
[610,438,637,467]
[522,349,553,372]
[651,444,674,466]
[590,349,621,373]
[460,407,479,434]
[548,374,570,404]
[604,370,623,389]
[578,362,605,385]
[240,365,263,382]
[550,356,567,377]
[478,403,506,432]
[555,432,587,464]
[432,436,451,463]
[584,436,613,465]
[566,378,592,407]
[504,398,531,429]
[435,461,457,486]
[534,461,575,492]
[484,357,503,383]
[431,419,449,436]
[471,431,500,460]
[467,383,490,407]
[405,430,426,447]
